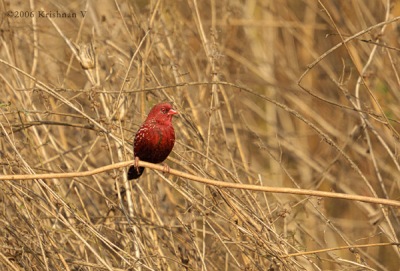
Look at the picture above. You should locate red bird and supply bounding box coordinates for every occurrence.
[128,102,178,180]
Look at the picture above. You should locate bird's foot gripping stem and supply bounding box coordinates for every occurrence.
[162,163,171,174]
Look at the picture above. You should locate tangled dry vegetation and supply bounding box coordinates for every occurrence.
[1,1,400,270]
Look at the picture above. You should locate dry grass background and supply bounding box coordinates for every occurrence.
[1,0,400,270]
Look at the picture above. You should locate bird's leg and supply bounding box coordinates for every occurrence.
[162,163,171,174]
[134,156,140,174]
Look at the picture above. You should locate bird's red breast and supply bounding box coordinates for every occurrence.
[128,102,178,180]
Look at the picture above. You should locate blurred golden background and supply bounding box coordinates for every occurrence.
[0,0,400,270]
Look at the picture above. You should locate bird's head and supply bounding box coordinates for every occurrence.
[147,102,178,125]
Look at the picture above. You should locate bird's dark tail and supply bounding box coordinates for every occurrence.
[127,166,145,180]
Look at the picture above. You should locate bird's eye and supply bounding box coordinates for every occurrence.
[160,108,167,114]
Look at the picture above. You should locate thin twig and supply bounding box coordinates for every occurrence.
[2,160,400,208]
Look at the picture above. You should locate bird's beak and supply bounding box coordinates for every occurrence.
[168,109,178,115]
